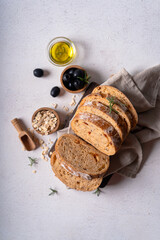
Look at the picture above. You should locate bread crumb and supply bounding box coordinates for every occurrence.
[67,109,74,116]
[32,170,37,174]
[51,103,58,109]
[39,139,44,145]
[63,106,69,112]
[70,95,76,106]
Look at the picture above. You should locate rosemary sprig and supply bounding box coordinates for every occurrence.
[77,72,91,84]
[93,187,102,196]
[28,157,38,166]
[107,96,118,114]
[49,188,58,196]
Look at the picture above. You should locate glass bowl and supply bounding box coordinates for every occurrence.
[47,37,76,67]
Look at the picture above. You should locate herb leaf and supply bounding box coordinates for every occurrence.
[107,96,118,114]
[28,157,38,166]
[77,72,91,84]
[93,187,101,196]
[49,188,58,196]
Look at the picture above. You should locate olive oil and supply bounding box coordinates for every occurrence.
[49,41,75,65]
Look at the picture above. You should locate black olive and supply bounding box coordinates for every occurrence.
[68,81,76,90]
[33,68,44,77]
[68,68,76,76]
[62,73,71,83]
[73,79,85,90]
[73,69,85,78]
[50,87,60,97]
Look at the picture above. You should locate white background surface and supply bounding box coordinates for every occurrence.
[0,0,160,240]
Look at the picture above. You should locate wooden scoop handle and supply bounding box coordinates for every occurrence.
[11,118,24,133]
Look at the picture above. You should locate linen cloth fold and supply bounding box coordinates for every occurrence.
[57,65,160,178]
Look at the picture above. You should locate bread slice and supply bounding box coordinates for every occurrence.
[79,93,131,133]
[50,151,103,191]
[92,85,138,129]
[76,100,128,141]
[55,134,110,177]
[71,113,121,155]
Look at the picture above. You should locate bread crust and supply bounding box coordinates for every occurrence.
[76,100,128,141]
[79,93,132,132]
[92,85,138,129]
[50,151,103,191]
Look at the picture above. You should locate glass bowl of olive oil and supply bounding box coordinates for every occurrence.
[47,37,76,66]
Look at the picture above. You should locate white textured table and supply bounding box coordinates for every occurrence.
[0,1,160,240]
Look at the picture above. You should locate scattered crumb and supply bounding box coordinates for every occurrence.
[49,139,53,144]
[42,149,48,155]
[39,139,44,145]
[49,152,53,156]
[70,95,76,106]
[44,157,48,161]
[63,106,69,112]
[32,170,37,174]
[110,74,114,78]
[51,103,58,109]
[41,155,45,160]
[67,109,74,116]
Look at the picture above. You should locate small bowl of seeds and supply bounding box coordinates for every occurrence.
[32,107,60,135]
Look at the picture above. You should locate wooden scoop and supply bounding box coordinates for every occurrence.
[11,118,36,151]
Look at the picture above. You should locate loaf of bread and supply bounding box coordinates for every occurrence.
[55,134,110,177]
[76,99,128,141]
[50,85,138,192]
[92,85,138,129]
[51,151,103,191]
[79,93,132,133]
[71,112,121,155]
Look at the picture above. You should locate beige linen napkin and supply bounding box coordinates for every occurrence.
[57,65,160,178]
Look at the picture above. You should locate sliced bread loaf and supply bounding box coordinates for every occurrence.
[55,134,110,177]
[76,100,128,141]
[50,152,103,191]
[79,93,132,133]
[92,85,138,129]
[71,113,121,155]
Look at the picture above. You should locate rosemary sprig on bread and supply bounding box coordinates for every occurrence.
[106,96,118,114]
